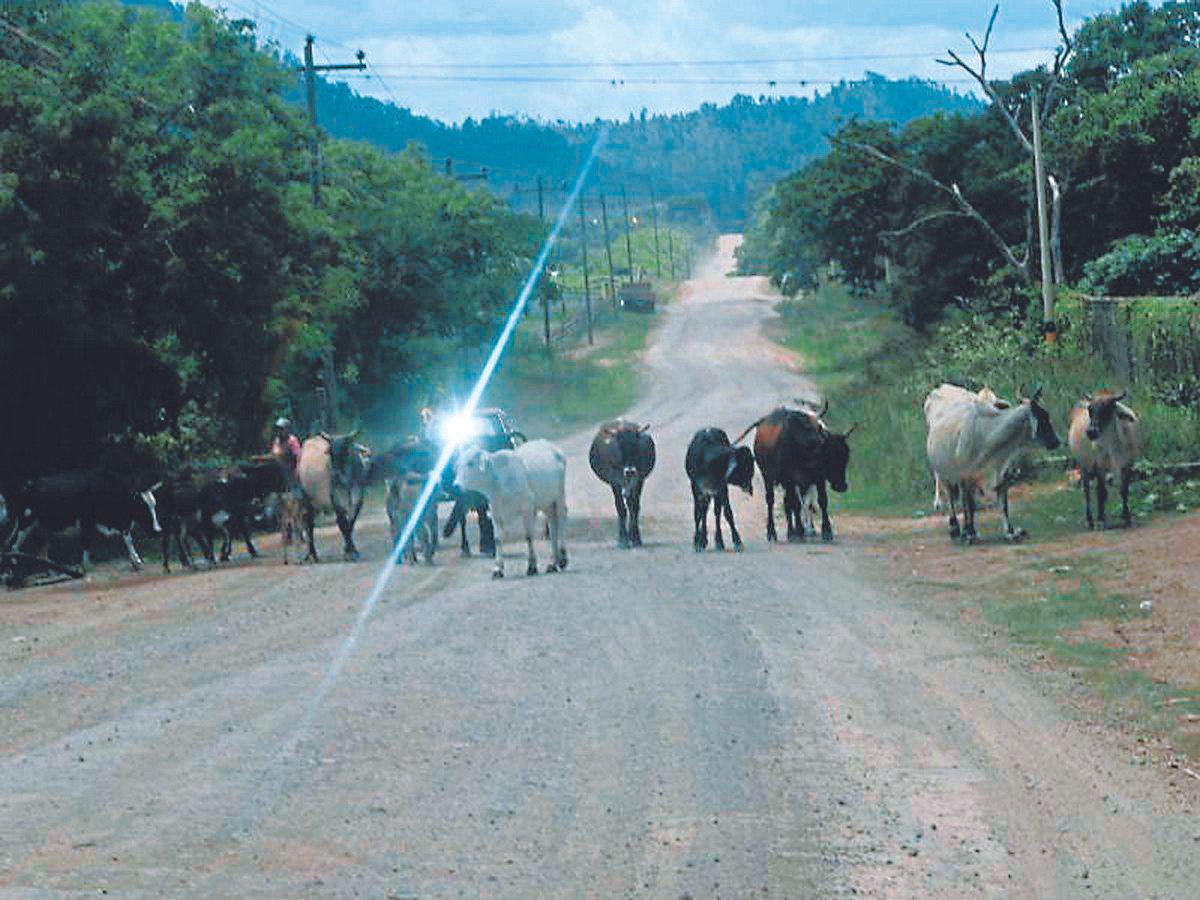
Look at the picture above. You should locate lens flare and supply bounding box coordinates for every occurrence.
[281,126,611,777]
[437,410,483,450]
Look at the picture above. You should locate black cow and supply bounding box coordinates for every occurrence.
[684,428,755,552]
[589,420,656,548]
[744,408,853,542]
[9,469,162,572]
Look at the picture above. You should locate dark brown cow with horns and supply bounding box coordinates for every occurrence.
[589,420,655,548]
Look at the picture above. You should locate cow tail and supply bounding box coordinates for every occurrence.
[732,416,766,446]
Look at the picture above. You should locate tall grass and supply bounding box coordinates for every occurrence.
[776,283,1200,513]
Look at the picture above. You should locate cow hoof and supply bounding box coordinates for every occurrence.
[461,548,472,558]
[733,541,744,552]
[545,563,559,574]
[618,538,631,550]
[344,550,361,562]
[1005,529,1027,543]
[1086,520,1095,530]
[715,541,725,552]
[822,530,834,543]
[492,569,504,580]
[527,565,539,577]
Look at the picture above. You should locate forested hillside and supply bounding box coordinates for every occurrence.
[314,75,982,225]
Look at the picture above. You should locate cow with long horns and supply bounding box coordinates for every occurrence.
[296,431,372,561]
[589,420,655,548]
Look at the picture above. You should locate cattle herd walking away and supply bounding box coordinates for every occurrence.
[0,380,1149,587]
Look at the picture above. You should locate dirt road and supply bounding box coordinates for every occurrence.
[1,236,1194,897]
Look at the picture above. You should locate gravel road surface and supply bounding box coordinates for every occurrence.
[1,236,1194,897]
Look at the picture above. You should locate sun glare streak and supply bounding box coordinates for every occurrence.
[290,125,611,749]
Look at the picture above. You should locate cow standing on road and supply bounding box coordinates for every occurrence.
[589,420,655,548]
[296,432,372,562]
[9,469,161,572]
[1067,390,1141,530]
[454,439,568,578]
[738,407,852,543]
[685,428,755,552]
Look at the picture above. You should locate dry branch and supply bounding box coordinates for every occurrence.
[842,140,1031,282]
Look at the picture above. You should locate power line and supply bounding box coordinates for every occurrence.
[332,73,976,86]
[366,45,1052,71]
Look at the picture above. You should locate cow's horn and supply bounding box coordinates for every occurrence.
[148,481,163,492]
[818,398,829,417]
[319,431,331,442]
[1082,391,1093,402]
[345,427,361,440]
[1028,383,1043,402]
[843,423,859,438]
[638,423,651,433]
[1114,390,1127,402]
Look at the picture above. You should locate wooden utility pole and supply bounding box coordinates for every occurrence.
[300,36,365,206]
[578,192,594,345]
[600,193,617,309]
[536,175,545,221]
[1031,87,1056,342]
[649,186,662,277]
[667,230,676,279]
[298,36,364,428]
[620,184,634,282]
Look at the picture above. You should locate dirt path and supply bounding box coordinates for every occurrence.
[1,236,1194,897]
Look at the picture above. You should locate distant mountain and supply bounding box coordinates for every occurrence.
[123,2,981,226]
[316,74,981,226]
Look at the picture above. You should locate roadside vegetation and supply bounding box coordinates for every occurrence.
[750,0,1200,775]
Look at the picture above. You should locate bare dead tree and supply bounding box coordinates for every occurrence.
[937,2,1075,283]
[842,140,1031,283]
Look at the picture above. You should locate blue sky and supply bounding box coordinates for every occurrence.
[210,1,1125,122]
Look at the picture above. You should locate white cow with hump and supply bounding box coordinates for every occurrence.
[453,438,568,578]
[925,383,1060,543]
[923,384,1011,510]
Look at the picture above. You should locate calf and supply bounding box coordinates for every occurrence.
[1067,390,1140,529]
[589,420,655,548]
[684,428,754,551]
[454,439,568,578]
[10,469,161,572]
[385,472,436,565]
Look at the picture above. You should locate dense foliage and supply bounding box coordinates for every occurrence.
[742,1,1200,325]
[0,1,537,478]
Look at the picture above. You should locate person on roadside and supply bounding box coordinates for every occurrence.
[270,417,303,479]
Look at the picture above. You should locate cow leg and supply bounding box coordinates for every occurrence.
[999,485,1026,541]
[816,482,834,542]
[1081,471,1095,529]
[712,488,726,550]
[547,501,567,572]
[122,528,146,571]
[1095,472,1109,530]
[477,503,496,558]
[692,485,709,551]
[1120,466,1133,527]
[162,525,173,573]
[782,483,798,542]
[764,481,778,543]
[947,483,961,540]
[490,511,506,579]
[722,489,744,551]
[612,486,630,548]
[962,483,981,544]
[629,481,645,547]
[302,501,319,562]
[238,514,258,558]
[334,508,360,561]
[524,508,538,576]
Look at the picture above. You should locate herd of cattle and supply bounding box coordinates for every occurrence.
[0,381,1141,586]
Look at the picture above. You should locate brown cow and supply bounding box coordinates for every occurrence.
[737,406,852,542]
[1067,390,1141,529]
[589,420,655,548]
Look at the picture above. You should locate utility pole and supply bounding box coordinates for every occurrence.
[1031,87,1056,343]
[650,186,662,277]
[667,230,676,280]
[600,193,617,309]
[538,181,550,347]
[298,36,364,428]
[578,192,594,346]
[620,184,634,282]
[299,36,365,206]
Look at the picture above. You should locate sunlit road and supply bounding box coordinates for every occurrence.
[1,236,1195,897]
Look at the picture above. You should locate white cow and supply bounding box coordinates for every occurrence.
[1067,390,1141,529]
[453,439,568,578]
[925,385,1060,543]
[924,384,1011,511]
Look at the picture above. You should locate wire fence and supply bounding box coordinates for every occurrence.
[1066,293,1200,390]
